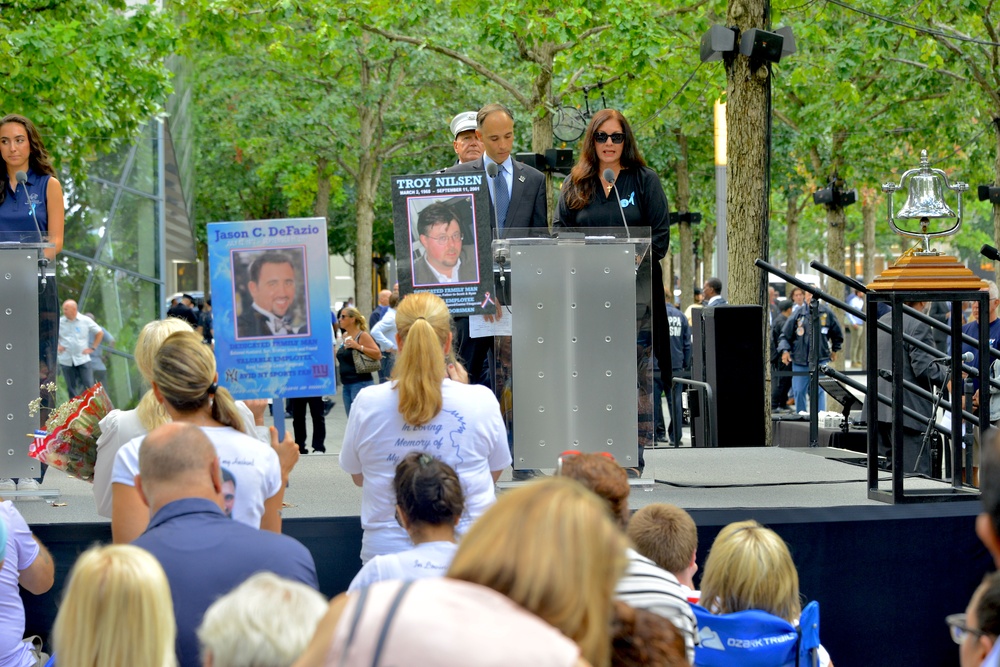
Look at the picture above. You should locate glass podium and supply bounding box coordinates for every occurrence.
[494,227,653,480]
[0,232,56,483]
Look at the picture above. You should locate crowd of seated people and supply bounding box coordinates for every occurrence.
[0,291,882,667]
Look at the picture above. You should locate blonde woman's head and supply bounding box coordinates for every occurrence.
[448,477,628,667]
[338,306,369,332]
[392,293,453,426]
[136,318,194,384]
[52,545,175,667]
[699,519,801,622]
[153,331,243,431]
[134,318,196,431]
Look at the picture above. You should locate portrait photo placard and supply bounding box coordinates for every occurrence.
[207,217,335,400]
[391,172,495,315]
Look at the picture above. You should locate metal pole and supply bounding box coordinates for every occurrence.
[809,299,820,446]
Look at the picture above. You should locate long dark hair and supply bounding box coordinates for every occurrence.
[562,109,646,211]
[0,114,56,206]
[0,114,56,177]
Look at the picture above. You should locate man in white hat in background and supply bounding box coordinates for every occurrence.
[449,111,483,165]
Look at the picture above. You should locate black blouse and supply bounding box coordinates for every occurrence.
[553,166,670,260]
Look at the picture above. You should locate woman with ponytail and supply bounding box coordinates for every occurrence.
[110,331,288,542]
[93,319,274,519]
[339,292,510,563]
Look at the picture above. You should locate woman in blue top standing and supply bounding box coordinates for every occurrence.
[0,114,65,492]
[0,114,64,255]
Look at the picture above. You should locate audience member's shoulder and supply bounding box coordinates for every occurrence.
[341,578,580,666]
[443,378,499,404]
[622,548,685,588]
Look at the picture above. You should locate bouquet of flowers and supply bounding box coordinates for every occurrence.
[29,383,113,482]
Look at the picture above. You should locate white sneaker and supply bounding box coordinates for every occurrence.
[16,479,40,491]
[0,478,15,492]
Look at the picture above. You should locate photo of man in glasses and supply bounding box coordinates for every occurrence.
[411,197,480,287]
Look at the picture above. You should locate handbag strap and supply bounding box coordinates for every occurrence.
[338,586,371,667]
[371,580,414,667]
[338,580,414,667]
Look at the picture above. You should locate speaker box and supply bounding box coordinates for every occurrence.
[695,305,766,447]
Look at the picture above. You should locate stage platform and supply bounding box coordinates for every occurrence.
[11,412,989,667]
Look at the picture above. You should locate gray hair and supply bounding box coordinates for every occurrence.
[197,572,327,667]
[988,280,999,301]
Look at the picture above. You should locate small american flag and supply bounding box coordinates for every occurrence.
[28,430,48,462]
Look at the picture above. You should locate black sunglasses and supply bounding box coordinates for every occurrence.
[594,131,625,144]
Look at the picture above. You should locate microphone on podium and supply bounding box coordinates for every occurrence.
[16,170,48,285]
[603,169,631,240]
[485,162,507,304]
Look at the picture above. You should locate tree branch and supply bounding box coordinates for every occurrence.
[552,24,610,53]
[562,69,634,96]
[357,22,531,108]
[932,26,1000,111]
[773,109,800,132]
[885,57,967,81]
[864,92,949,123]
[330,136,358,180]
[393,141,452,162]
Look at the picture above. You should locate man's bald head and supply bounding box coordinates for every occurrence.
[136,423,221,514]
[378,290,391,306]
[139,423,215,484]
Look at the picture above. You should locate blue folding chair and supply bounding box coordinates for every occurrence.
[690,600,821,667]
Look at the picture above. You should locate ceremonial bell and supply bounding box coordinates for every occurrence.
[881,149,967,255]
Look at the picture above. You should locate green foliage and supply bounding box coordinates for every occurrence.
[0,0,176,175]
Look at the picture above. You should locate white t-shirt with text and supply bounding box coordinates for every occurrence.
[339,379,511,563]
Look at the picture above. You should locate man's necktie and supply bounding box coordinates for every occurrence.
[495,164,510,235]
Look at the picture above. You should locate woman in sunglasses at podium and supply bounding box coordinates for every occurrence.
[0,114,65,492]
[553,109,672,477]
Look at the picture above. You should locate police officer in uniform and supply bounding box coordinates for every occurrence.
[777,292,843,414]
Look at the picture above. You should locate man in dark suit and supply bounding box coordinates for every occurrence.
[411,200,480,286]
[442,103,548,384]
[874,301,948,475]
[237,251,306,338]
[702,277,727,307]
[444,103,548,238]
[445,103,547,480]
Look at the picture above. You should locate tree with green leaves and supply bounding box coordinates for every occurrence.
[182,0,480,314]
[357,0,709,209]
[0,0,175,173]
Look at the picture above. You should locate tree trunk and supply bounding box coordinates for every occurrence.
[725,0,770,444]
[354,57,378,318]
[862,188,876,284]
[725,4,769,306]
[700,222,716,279]
[994,127,1000,283]
[530,45,556,227]
[785,196,800,276]
[314,156,331,219]
[674,129,694,310]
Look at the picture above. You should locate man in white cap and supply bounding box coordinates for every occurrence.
[449,111,483,164]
